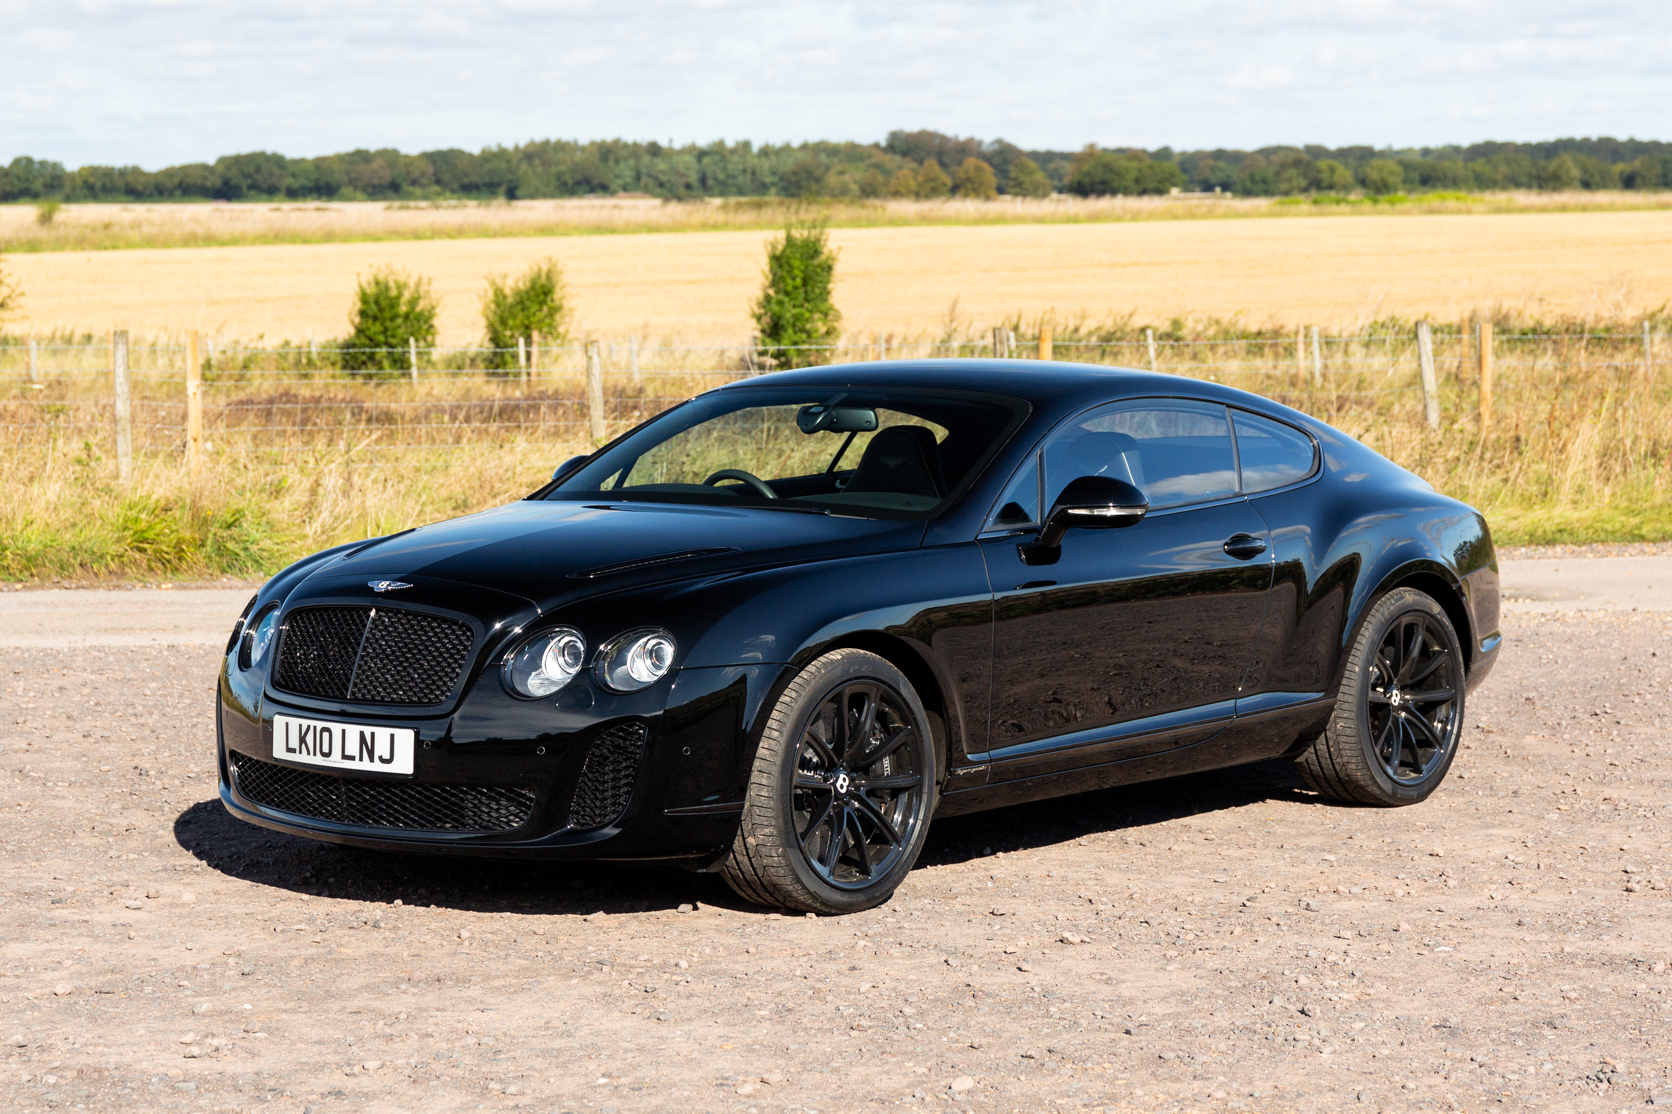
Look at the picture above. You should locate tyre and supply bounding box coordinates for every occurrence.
[1298,587,1467,806]
[721,649,938,914]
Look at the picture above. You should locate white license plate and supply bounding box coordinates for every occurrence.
[272,715,415,776]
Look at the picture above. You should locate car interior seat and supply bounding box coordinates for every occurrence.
[843,426,947,500]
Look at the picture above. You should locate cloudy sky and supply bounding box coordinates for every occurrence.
[4,1,1669,168]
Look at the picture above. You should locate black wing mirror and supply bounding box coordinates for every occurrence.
[552,454,589,482]
[1021,475,1147,565]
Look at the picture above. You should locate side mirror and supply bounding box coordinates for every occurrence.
[552,454,589,482]
[1021,476,1147,565]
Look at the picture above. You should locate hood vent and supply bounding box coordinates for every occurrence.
[568,547,739,580]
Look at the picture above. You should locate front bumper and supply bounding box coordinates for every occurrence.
[216,661,767,863]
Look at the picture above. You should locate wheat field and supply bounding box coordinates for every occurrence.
[6,208,1672,346]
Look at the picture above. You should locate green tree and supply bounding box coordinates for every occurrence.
[1539,154,1582,191]
[1006,156,1052,198]
[914,158,952,199]
[481,258,569,371]
[1360,158,1404,195]
[1068,150,1185,196]
[752,219,842,369]
[1314,159,1355,191]
[952,157,998,199]
[341,267,439,375]
[886,166,918,198]
[1620,156,1663,190]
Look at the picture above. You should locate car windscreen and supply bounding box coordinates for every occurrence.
[542,386,1027,520]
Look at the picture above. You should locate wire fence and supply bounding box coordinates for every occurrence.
[0,329,1663,469]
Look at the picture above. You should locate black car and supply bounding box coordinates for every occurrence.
[218,361,1501,913]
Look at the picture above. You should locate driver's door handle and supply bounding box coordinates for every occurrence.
[1223,533,1268,560]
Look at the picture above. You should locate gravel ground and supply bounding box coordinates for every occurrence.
[2,607,1670,1113]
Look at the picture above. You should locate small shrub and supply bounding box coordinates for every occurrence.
[481,258,569,371]
[953,158,998,200]
[0,252,20,321]
[1006,156,1052,198]
[340,267,438,375]
[914,159,952,199]
[34,199,61,226]
[752,219,841,369]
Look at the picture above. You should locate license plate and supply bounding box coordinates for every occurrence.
[272,715,415,776]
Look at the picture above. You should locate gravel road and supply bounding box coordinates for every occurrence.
[1,560,1669,1113]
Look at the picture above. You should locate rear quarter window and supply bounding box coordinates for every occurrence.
[1232,410,1318,493]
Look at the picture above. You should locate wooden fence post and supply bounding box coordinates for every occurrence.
[186,330,202,477]
[585,340,605,444]
[1295,327,1306,385]
[629,336,641,387]
[28,338,38,383]
[1478,320,1494,432]
[409,337,418,384]
[531,331,541,383]
[1311,326,1323,385]
[1038,324,1053,362]
[1645,320,1655,382]
[113,330,132,482]
[1416,322,1440,430]
[1145,328,1157,371]
[992,326,1010,359]
[517,336,527,385]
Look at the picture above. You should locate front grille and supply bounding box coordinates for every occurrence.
[273,605,474,705]
[568,722,647,829]
[232,752,535,834]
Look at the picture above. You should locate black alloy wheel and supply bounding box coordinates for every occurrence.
[1365,611,1461,784]
[1299,587,1467,805]
[722,649,938,913]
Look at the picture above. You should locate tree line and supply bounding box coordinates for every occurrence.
[3,131,1670,204]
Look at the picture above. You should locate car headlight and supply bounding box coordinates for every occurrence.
[239,606,280,671]
[594,628,677,693]
[502,626,587,699]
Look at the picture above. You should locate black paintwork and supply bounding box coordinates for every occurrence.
[217,360,1501,863]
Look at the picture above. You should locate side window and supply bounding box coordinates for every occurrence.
[1045,399,1237,511]
[988,452,1040,528]
[1232,410,1317,493]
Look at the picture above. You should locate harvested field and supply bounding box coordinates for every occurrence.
[0,572,1669,1112]
[6,209,1672,344]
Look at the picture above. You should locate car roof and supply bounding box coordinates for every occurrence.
[722,359,1306,423]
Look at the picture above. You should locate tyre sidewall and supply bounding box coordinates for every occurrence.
[774,652,938,913]
[1346,590,1466,804]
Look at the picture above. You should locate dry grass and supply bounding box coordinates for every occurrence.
[2,315,1668,581]
[6,192,1672,254]
[5,208,1672,346]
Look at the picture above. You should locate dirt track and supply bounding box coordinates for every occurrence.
[2,572,1670,1113]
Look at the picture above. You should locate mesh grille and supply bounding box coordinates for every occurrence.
[568,721,647,830]
[232,752,535,834]
[273,605,474,705]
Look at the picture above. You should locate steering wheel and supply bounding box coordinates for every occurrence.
[702,468,778,500]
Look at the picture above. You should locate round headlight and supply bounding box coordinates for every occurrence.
[240,606,280,670]
[502,626,587,699]
[595,628,677,693]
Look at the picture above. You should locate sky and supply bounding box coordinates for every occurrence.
[3,0,1670,168]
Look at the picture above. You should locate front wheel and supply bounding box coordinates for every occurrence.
[1298,587,1467,806]
[721,649,937,914]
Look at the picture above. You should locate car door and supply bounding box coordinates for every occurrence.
[974,398,1275,781]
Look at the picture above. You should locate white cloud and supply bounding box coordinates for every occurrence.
[0,0,1667,167]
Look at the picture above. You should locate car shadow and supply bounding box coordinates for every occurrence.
[919,757,1317,869]
[172,758,1318,915]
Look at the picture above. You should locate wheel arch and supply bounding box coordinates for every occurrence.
[1335,558,1473,697]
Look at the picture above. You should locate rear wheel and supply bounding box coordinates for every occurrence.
[1299,588,1467,806]
[721,649,937,914]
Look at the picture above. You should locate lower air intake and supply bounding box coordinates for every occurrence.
[568,721,647,830]
[232,752,535,834]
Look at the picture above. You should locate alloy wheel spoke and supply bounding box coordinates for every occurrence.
[1401,705,1445,748]
[1406,686,1455,705]
[1406,647,1449,686]
[850,790,903,847]
[1367,690,1392,705]
[855,725,913,769]
[1397,619,1423,684]
[857,772,920,792]
[802,718,840,770]
[846,809,874,878]
[794,772,834,791]
[799,794,836,857]
[820,805,849,873]
[846,684,881,763]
